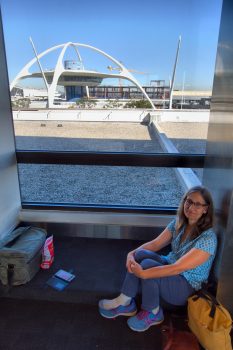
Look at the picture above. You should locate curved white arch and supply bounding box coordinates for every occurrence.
[48,42,71,107]
[11,42,155,109]
[10,43,65,90]
[72,46,83,68]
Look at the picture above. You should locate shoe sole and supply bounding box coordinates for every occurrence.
[127,318,164,332]
[99,309,137,319]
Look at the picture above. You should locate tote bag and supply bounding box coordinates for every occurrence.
[188,290,232,350]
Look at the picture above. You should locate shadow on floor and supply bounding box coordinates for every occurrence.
[0,236,189,350]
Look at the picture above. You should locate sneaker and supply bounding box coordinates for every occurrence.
[99,299,137,319]
[127,308,164,332]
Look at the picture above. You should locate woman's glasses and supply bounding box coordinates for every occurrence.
[184,198,208,210]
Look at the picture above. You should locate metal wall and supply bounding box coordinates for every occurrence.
[203,0,233,313]
[0,9,21,237]
[22,221,165,241]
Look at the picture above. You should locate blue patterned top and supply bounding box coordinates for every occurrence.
[163,219,217,290]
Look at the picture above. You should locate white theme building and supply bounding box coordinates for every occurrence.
[10,41,155,109]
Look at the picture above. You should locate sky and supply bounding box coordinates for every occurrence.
[1,0,223,90]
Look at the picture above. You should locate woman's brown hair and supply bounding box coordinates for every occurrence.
[176,186,214,240]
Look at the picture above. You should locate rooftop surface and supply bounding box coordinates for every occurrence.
[14,121,208,206]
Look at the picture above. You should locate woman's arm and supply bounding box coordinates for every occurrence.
[136,227,173,252]
[130,248,210,279]
[126,227,172,272]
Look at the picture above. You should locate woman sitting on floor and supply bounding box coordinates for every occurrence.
[98,186,217,332]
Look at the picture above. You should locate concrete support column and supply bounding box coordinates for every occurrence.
[202,0,233,313]
[0,9,21,237]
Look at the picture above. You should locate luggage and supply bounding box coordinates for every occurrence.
[0,226,47,286]
[188,289,232,350]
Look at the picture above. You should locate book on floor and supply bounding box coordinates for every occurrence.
[54,269,75,282]
[46,269,75,291]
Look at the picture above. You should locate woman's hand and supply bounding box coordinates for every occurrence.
[130,261,145,278]
[126,251,136,273]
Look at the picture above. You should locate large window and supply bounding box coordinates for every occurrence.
[19,164,184,206]
[1,0,222,210]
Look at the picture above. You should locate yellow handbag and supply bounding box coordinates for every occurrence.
[188,290,232,350]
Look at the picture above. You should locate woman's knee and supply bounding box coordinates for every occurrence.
[134,249,151,262]
[140,258,161,270]
[135,249,164,265]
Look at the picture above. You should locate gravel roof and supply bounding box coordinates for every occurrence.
[14,121,207,206]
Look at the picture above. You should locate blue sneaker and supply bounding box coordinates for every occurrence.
[99,299,137,319]
[127,308,164,332]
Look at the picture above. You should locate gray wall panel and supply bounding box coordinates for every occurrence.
[203,0,233,313]
[21,221,165,241]
[0,9,21,237]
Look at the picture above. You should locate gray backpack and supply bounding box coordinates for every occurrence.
[0,226,47,286]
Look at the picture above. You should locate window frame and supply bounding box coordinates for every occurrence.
[17,150,206,214]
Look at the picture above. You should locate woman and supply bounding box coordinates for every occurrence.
[98,186,217,332]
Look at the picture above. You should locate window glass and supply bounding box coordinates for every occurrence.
[155,121,208,154]
[2,0,222,156]
[18,164,184,206]
[14,121,165,152]
[1,0,222,207]
[14,120,208,155]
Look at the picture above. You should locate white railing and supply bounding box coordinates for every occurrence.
[12,109,150,122]
[150,109,210,123]
[13,109,210,123]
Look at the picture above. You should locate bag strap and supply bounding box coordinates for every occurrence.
[197,289,220,306]
[193,289,220,318]
[3,226,31,248]
[7,264,15,286]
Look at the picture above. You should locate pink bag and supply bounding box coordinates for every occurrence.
[40,236,54,269]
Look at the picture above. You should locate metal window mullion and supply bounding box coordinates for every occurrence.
[16,150,205,168]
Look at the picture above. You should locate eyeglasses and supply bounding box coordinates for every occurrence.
[184,198,208,210]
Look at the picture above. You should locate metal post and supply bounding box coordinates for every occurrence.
[169,36,181,109]
[181,71,186,109]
